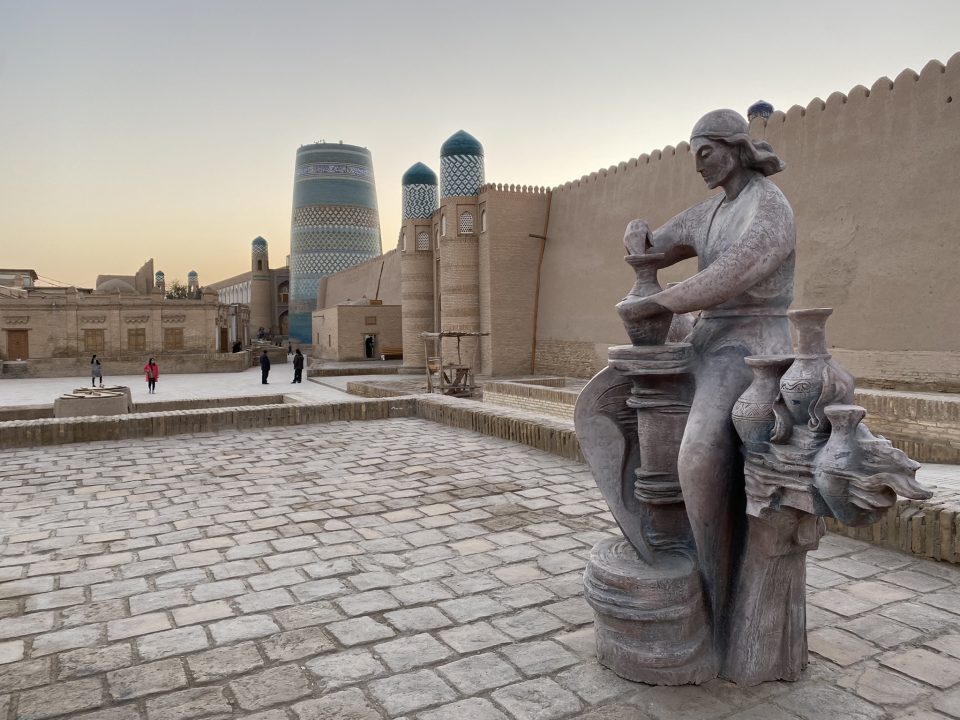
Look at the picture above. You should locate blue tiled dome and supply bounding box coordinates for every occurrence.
[747,100,774,120]
[441,130,484,158]
[252,236,268,248]
[402,162,438,186]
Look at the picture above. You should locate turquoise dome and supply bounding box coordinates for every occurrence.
[402,162,438,186]
[441,130,483,158]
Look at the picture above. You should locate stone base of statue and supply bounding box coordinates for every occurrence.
[584,538,715,685]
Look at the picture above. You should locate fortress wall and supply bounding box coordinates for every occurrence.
[479,185,551,376]
[536,54,960,386]
[318,249,400,309]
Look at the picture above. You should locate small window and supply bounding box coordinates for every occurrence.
[481,209,487,232]
[257,260,263,271]
[416,231,430,251]
[401,232,407,251]
[365,316,377,326]
[164,328,184,350]
[127,328,146,352]
[328,334,332,347]
[458,211,474,235]
[84,329,105,353]
[441,215,447,236]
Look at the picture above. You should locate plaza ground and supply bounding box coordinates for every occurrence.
[0,416,958,719]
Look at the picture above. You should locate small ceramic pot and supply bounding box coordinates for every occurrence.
[732,355,795,451]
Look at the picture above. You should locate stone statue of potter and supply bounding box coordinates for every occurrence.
[577,108,930,686]
[616,108,795,675]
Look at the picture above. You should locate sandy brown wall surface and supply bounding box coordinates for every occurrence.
[318,250,400,309]
[535,54,960,387]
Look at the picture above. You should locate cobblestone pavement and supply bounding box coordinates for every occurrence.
[1,420,960,719]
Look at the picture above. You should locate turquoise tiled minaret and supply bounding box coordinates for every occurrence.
[288,143,382,343]
[402,163,438,220]
[440,131,484,198]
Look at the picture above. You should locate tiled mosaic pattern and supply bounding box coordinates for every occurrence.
[295,162,374,181]
[403,184,439,220]
[289,203,382,340]
[441,155,485,198]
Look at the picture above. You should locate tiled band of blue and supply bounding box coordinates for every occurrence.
[288,143,382,343]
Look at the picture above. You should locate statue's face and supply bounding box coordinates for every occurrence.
[692,138,739,190]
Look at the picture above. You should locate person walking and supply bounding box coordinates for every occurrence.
[292,348,304,383]
[144,357,159,394]
[90,355,103,387]
[260,350,271,384]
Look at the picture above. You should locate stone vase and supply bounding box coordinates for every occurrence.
[732,355,794,452]
[813,404,866,524]
[617,254,673,346]
[780,308,832,428]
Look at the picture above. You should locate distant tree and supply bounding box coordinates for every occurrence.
[165,280,188,299]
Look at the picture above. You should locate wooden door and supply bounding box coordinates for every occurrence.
[219,328,229,353]
[6,330,28,360]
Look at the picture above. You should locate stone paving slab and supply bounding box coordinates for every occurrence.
[0,420,959,718]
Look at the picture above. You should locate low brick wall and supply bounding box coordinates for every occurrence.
[414,395,582,462]
[309,365,400,377]
[0,398,417,449]
[826,499,960,564]
[130,395,290,413]
[853,388,960,464]
[345,382,411,399]
[483,379,578,420]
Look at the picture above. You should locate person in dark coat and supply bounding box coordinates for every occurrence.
[292,349,304,383]
[260,350,271,384]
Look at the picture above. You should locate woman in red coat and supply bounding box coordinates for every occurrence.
[144,357,159,394]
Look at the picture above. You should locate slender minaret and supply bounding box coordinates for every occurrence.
[250,237,272,337]
[399,163,438,373]
[187,270,199,298]
[155,270,165,295]
[438,130,484,367]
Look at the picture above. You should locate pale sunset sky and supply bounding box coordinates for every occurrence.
[1,0,957,287]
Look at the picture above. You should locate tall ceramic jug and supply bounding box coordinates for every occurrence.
[616,253,673,346]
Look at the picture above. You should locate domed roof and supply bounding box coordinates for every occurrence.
[155,270,165,278]
[252,236,268,247]
[402,162,438,186]
[441,130,484,158]
[188,270,198,279]
[97,278,137,294]
[747,100,774,119]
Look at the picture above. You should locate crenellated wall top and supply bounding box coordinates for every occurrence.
[552,52,959,194]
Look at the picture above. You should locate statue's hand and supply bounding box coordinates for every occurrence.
[616,293,669,321]
[623,219,651,255]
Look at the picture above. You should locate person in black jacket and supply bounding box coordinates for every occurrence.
[260,350,271,384]
[292,349,304,383]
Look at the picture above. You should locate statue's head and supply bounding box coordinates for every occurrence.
[690,109,784,189]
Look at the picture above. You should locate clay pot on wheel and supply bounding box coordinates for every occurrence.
[617,253,673,346]
[732,355,795,452]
